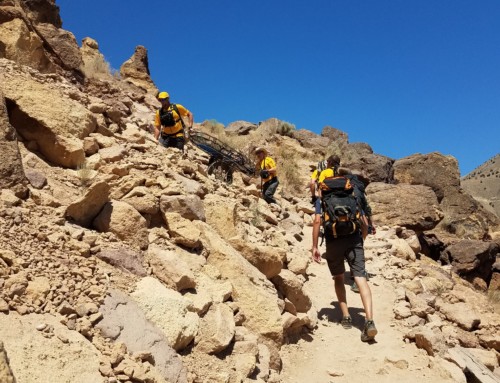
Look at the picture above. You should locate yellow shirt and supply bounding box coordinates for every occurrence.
[310,169,319,181]
[155,104,189,137]
[259,156,277,183]
[318,168,336,183]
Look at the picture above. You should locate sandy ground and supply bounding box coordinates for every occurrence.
[279,227,455,383]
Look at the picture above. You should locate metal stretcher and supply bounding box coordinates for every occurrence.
[189,130,256,183]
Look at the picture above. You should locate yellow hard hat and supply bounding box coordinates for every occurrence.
[157,91,169,100]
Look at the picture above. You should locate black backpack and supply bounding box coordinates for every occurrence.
[320,176,361,238]
[159,104,185,129]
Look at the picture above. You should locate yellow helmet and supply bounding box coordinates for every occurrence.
[157,91,169,100]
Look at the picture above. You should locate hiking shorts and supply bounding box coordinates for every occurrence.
[324,233,366,278]
[159,134,185,150]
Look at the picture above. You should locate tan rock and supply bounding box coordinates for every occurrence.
[195,303,235,354]
[146,245,196,291]
[131,277,199,351]
[93,200,149,250]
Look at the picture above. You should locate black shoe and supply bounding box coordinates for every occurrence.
[361,320,377,342]
[340,316,352,329]
[350,282,360,293]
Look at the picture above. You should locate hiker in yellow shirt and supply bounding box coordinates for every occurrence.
[154,91,193,152]
[255,147,278,204]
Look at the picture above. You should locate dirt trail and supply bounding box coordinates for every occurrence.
[279,226,455,383]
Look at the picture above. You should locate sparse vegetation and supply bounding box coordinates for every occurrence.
[81,55,113,79]
[76,161,94,190]
[275,145,303,194]
[202,119,225,137]
[274,121,296,137]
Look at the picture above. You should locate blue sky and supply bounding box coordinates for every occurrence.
[58,0,500,176]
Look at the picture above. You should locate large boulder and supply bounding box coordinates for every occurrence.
[442,240,499,287]
[342,144,394,183]
[203,194,238,239]
[93,200,149,250]
[0,59,96,168]
[230,238,285,279]
[35,23,82,71]
[0,312,103,383]
[120,45,157,94]
[97,289,188,383]
[0,90,28,198]
[65,181,110,227]
[131,277,199,351]
[393,152,460,201]
[437,189,500,239]
[195,221,284,369]
[367,182,443,231]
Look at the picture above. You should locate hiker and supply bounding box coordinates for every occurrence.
[154,91,193,152]
[255,147,278,204]
[309,159,328,206]
[311,155,377,342]
[337,168,376,240]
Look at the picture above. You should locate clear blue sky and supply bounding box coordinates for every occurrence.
[58,0,500,176]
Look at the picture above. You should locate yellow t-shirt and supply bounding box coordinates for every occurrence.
[318,168,336,183]
[259,157,277,183]
[155,104,189,137]
[310,169,319,181]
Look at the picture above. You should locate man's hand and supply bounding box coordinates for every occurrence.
[310,195,318,205]
[311,247,322,264]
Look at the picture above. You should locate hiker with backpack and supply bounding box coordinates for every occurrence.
[311,155,377,342]
[255,147,279,204]
[154,91,193,151]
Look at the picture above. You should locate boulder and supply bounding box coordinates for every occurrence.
[96,247,147,277]
[393,152,460,202]
[442,240,498,285]
[146,245,196,291]
[195,303,235,354]
[0,312,103,383]
[65,181,110,227]
[160,194,206,222]
[203,194,238,239]
[367,182,443,231]
[93,200,149,250]
[0,61,96,167]
[131,277,199,351]
[97,289,188,383]
[271,269,312,313]
[230,238,285,279]
[225,120,258,135]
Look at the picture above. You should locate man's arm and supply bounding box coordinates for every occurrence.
[311,213,322,263]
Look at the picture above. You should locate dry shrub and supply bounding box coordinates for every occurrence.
[272,121,296,137]
[81,55,112,78]
[275,145,302,195]
[202,119,225,137]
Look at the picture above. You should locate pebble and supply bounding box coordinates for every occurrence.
[36,323,47,331]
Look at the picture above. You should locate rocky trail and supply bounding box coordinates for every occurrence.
[280,226,488,383]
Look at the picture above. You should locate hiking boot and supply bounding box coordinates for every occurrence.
[361,320,377,342]
[350,282,359,293]
[340,316,352,329]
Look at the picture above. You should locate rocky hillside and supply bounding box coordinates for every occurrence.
[462,154,500,218]
[0,1,499,382]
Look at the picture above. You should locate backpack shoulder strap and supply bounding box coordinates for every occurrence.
[171,104,186,128]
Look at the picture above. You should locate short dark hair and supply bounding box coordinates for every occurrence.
[326,155,340,167]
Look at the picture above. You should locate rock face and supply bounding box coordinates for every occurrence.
[120,45,157,94]
[0,60,95,168]
[367,182,443,231]
[0,90,28,198]
[393,152,500,238]
[442,240,499,288]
